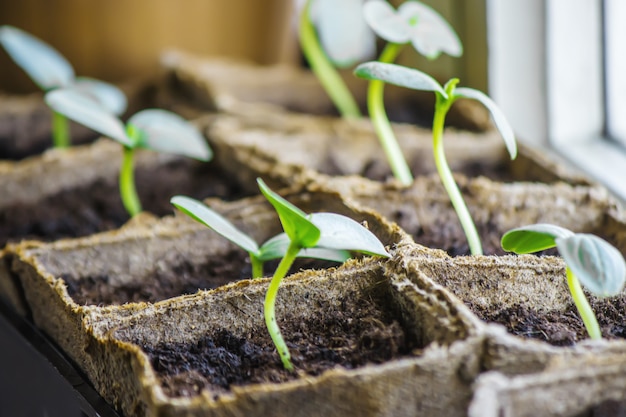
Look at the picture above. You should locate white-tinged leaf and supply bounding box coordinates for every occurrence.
[258,233,351,263]
[454,87,517,159]
[501,224,574,254]
[363,0,412,44]
[73,77,128,116]
[313,0,376,67]
[0,25,74,90]
[397,1,463,59]
[44,88,131,146]
[354,62,446,96]
[127,109,212,161]
[171,196,259,255]
[556,234,626,297]
[310,212,390,257]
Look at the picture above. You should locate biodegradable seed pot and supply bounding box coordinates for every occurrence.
[83,253,485,417]
[6,187,409,401]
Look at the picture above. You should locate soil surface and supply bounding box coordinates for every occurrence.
[141,289,416,398]
[472,294,626,347]
[63,253,339,306]
[0,158,246,247]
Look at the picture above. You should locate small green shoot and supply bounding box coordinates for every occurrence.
[361,0,463,185]
[355,62,516,256]
[299,0,375,118]
[502,224,626,340]
[44,88,211,217]
[258,178,390,370]
[170,195,351,279]
[0,25,127,148]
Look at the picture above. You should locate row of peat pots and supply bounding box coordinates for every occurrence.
[2,50,626,417]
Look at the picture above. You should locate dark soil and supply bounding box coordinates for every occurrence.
[141,289,415,398]
[62,251,340,306]
[0,157,246,247]
[472,294,626,347]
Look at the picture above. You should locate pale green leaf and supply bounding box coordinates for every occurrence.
[127,109,212,161]
[171,196,259,255]
[354,62,446,96]
[73,77,128,116]
[310,212,390,257]
[0,25,74,90]
[454,87,517,159]
[44,88,132,146]
[556,234,626,297]
[258,233,351,263]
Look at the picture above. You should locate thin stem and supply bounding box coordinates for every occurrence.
[264,241,300,371]
[299,0,361,118]
[566,267,602,340]
[119,146,142,217]
[432,93,482,255]
[250,255,264,279]
[367,42,413,185]
[52,111,70,148]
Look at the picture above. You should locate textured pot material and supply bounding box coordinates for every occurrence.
[160,49,492,131]
[313,174,625,257]
[85,253,484,417]
[206,108,590,188]
[8,188,407,398]
[0,140,176,313]
[469,355,626,417]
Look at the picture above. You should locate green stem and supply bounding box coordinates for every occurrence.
[566,267,602,340]
[264,241,300,371]
[367,43,413,185]
[299,0,361,119]
[52,111,70,148]
[432,92,482,255]
[251,255,264,279]
[119,146,142,217]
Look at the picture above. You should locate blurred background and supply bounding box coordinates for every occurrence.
[0,0,487,93]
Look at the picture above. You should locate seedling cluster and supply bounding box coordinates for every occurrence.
[173,179,390,370]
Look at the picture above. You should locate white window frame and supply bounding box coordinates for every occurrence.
[487,0,626,202]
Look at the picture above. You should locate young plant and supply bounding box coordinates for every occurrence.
[44,88,211,217]
[0,25,127,148]
[298,0,375,118]
[362,0,463,184]
[502,224,626,340]
[355,62,517,256]
[170,195,351,279]
[258,178,390,370]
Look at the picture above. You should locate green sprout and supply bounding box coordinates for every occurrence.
[361,0,463,184]
[355,62,517,256]
[258,178,389,370]
[44,88,211,217]
[502,224,626,340]
[170,195,351,279]
[298,0,375,118]
[0,25,127,148]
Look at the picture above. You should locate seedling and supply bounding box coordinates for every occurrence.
[258,178,389,370]
[502,224,626,340]
[45,88,211,217]
[355,62,517,256]
[298,0,375,118]
[361,0,463,184]
[0,25,127,148]
[170,195,351,279]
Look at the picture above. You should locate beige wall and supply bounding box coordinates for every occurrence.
[0,0,297,93]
